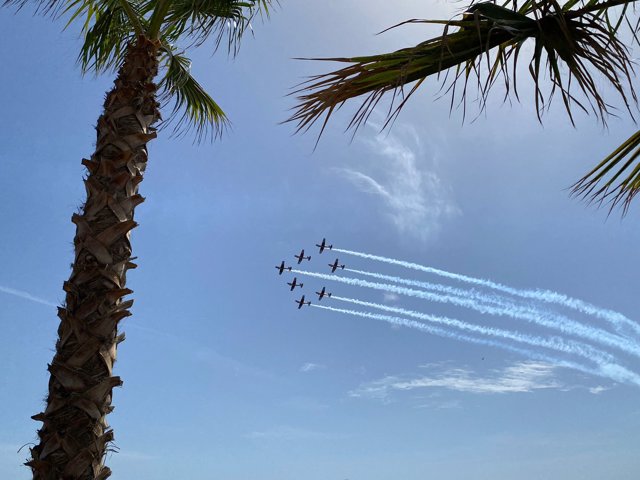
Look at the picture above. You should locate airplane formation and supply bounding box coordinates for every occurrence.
[274,238,341,309]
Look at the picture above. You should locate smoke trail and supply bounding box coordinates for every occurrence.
[0,285,57,308]
[345,268,628,358]
[332,296,615,364]
[293,269,640,358]
[312,304,640,387]
[346,268,507,307]
[334,248,640,336]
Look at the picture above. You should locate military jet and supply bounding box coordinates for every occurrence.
[287,277,303,291]
[295,295,311,309]
[328,258,345,273]
[316,238,333,254]
[315,287,332,300]
[275,261,292,275]
[294,249,311,264]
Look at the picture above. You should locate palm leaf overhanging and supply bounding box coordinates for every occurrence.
[288,0,640,213]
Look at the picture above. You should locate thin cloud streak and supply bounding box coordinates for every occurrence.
[351,362,561,399]
[300,362,325,373]
[0,285,57,308]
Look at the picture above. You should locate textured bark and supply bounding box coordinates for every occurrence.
[28,36,161,480]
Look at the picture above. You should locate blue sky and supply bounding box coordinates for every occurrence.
[1,1,639,479]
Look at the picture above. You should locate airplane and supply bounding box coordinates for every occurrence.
[316,238,333,254]
[315,287,332,300]
[275,261,292,275]
[294,249,311,264]
[287,277,303,291]
[328,258,345,273]
[295,295,311,309]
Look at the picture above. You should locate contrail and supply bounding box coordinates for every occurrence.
[0,285,57,308]
[344,268,629,358]
[332,296,616,364]
[311,304,640,387]
[346,268,508,307]
[292,269,640,358]
[334,248,640,336]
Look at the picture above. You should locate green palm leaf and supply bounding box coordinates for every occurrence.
[288,0,638,212]
[159,46,228,140]
[571,129,640,213]
[73,0,143,72]
[162,0,262,51]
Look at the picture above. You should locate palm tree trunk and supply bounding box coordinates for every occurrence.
[27,35,161,480]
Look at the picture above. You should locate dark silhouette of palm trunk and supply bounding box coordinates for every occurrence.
[28,35,160,480]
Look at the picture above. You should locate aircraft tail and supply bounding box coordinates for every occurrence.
[327,293,332,298]
[300,283,304,288]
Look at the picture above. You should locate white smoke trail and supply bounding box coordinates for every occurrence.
[346,268,507,307]
[334,248,640,336]
[332,296,615,364]
[292,269,640,358]
[345,268,626,355]
[311,304,640,386]
[0,285,57,308]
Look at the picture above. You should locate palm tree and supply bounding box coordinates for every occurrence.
[4,0,272,477]
[289,0,640,213]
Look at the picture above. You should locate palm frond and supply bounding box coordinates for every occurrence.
[571,129,640,213]
[158,45,228,141]
[161,0,271,53]
[288,1,636,138]
[74,0,143,73]
[3,0,148,74]
[288,6,533,136]
[3,0,65,16]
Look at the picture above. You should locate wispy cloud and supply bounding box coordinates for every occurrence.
[334,123,459,240]
[350,361,562,400]
[0,285,57,307]
[300,362,325,373]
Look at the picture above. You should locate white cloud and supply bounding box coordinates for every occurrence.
[334,122,459,241]
[350,361,561,400]
[589,385,609,394]
[300,362,325,373]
